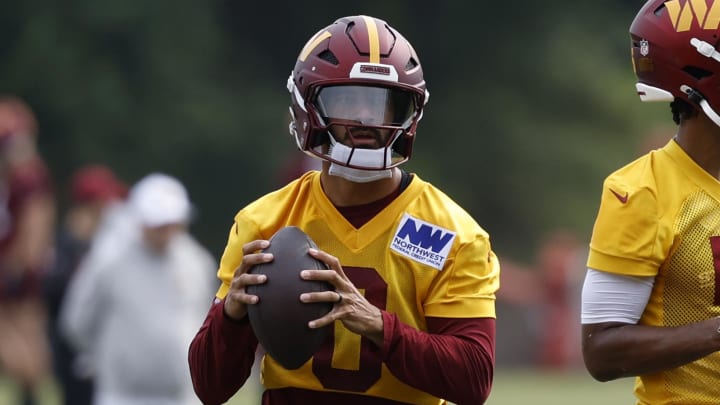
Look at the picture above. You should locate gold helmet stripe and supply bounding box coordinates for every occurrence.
[361,15,381,63]
[299,30,332,62]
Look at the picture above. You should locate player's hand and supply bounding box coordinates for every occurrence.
[300,248,384,347]
[223,239,273,321]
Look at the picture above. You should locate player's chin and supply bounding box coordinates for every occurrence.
[349,138,382,149]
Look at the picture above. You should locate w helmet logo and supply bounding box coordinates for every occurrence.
[665,0,720,32]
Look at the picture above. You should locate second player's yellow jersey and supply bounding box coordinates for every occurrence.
[215,170,499,404]
[588,139,720,404]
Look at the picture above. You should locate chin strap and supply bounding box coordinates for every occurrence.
[328,163,392,183]
[698,98,720,128]
[681,85,720,128]
[327,137,393,183]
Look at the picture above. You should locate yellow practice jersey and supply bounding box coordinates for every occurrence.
[588,139,720,404]
[215,171,499,404]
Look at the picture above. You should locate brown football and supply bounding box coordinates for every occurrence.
[246,226,333,369]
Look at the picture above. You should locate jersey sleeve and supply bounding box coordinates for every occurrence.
[382,314,495,404]
[188,298,259,405]
[424,232,499,319]
[587,176,671,277]
[214,214,262,299]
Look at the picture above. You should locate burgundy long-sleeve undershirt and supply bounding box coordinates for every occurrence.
[188,299,495,405]
[188,300,259,404]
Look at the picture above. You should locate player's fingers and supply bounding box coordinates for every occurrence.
[308,310,342,329]
[308,248,347,277]
[299,290,340,304]
[299,268,339,283]
[240,251,274,270]
[234,246,273,277]
[236,273,267,289]
[227,288,259,305]
[225,272,269,320]
[242,239,270,255]
[228,272,266,300]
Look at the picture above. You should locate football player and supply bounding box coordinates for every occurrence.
[581,1,720,403]
[189,15,500,405]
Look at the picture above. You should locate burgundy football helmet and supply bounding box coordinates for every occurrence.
[630,0,720,125]
[287,15,429,170]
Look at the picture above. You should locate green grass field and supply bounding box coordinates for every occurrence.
[1,368,634,404]
[487,369,634,404]
[224,368,634,405]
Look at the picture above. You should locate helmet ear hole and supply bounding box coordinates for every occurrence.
[405,57,419,71]
[682,66,713,80]
[652,3,666,16]
[318,50,339,65]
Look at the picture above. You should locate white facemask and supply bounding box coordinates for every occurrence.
[327,139,393,183]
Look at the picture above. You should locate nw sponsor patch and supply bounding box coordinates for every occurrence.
[390,213,456,270]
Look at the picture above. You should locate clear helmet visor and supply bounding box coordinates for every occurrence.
[315,85,416,127]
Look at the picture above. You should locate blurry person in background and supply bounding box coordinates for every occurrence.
[534,230,585,370]
[493,229,585,370]
[42,164,127,405]
[60,173,217,405]
[0,95,56,405]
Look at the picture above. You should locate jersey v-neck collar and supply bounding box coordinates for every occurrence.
[309,172,424,250]
[665,139,720,200]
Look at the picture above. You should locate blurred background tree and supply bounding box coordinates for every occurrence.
[1,0,667,261]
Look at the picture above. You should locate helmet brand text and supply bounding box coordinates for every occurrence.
[359,65,391,75]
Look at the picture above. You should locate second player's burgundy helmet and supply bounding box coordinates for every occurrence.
[287,15,429,170]
[630,0,720,126]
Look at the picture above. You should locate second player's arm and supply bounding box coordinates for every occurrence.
[582,320,720,381]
